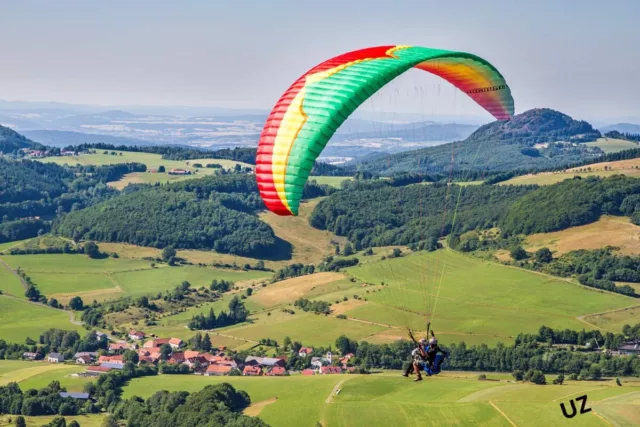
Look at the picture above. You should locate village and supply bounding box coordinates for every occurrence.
[21,329,359,380]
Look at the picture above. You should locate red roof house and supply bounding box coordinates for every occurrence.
[268,366,287,376]
[301,369,315,376]
[206,364,233,376]
[321,366,343,375]
[243,365,262,376]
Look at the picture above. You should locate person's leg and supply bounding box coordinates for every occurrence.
[403,361,414,377]
[413,362,422,380]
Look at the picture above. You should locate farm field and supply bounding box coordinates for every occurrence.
[308,176,353,188]
[259,199,348,266]
[0,415,105,427]
[341,250,636,336]
[501,155,640,186]
[0,253,270,301]
[0,296,83,343]
[0,261,26,298]
[585,137,639,153]
[122,373,640,427]
[525,216,640,256]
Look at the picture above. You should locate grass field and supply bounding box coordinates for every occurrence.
[121,373,640,427]
[0,261,26,298]
[342,250,636,337]
[308,176,353,188]
[0,296,83,343]
[526,216,640,256]
[0,360,89,392]
[0,253,270,301]
[502,155,640,186]
[585,137,639,154]
[0,415,106,427]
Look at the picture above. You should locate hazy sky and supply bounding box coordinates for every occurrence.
[1,0,638,121]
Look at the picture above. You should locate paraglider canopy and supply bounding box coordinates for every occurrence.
[256,45,514,216]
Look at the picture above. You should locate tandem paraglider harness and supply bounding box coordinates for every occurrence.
[422,353,444,376]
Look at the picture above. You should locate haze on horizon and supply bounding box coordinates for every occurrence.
[0,0,638,123]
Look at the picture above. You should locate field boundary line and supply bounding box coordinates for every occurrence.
[325,378,353,403]
[591,409,613,426]
[592,390,640,404]
[552,386,609,402]
[0,257,28,290]
[489,401,517,426]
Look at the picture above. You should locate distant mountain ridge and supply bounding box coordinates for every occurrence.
[351,108,605,176]
[22,130,157,147]
[600,123,640,135]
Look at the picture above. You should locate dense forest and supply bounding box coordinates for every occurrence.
[52,175,279,256]
[501,175,640,234]
[0,125,37,153]
[310,183,534,248]
[351,109,605,176]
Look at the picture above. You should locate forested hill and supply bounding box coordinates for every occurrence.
[350,109,604,176]
[52,174,286,257]
[0,124,36,153]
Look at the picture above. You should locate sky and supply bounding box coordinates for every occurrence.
[0,0,639,122]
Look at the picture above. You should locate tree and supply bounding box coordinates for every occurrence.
[246,287,253,297]
[283,336,292,350]
[159,344,172,360]
[84,241,101,259]
[69,296,84,311]
[25,285,41,301]
[158,165,166,173]
[228,296,248,323]
[391,248,402,258]
[202,334,212,352]
[15,416,26,427]
[123,350,139,364]
[342,243,354,256]
[512,370,524,381]
[102,416,119,427]
[529,370,546,385]
[510,245,528,261]
[43,417,67,427]
[162,247,177,262]
[534,247,553,263]
[553,374,564,385]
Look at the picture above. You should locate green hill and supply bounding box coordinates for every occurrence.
[353,108,604,176]
[0,124,35,153]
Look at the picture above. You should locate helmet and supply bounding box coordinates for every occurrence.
[419,338,427,344]
[429,338,437,345]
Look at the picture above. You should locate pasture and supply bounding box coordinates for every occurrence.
[308,176,353,188]
[501,155,640,186]
[0,296,83,343]
[259,199,348,266]
[0,415,106,427]
[122,373,640,427]
[525,216,640,256]
[585,137,639,153]
[0,253,269,302]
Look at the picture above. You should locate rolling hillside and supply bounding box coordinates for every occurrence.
[0,124,35,153]
[352,108,605,176]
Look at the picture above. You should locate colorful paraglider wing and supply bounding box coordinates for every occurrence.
[256,45,514,216]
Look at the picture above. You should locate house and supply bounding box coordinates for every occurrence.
[619,342,640,356]
[109,342,132,352]
[205,364,233,376]
[47,353,64,363]
[85,366,112,376]
[169,338,183,349]
[129,330,145,341]
[339,353,354,367]
[321,366,343,375]
[139,356,158,365]
[298,347,313,357]
[310,357,326,370]
[73,352,97,360]
[267,366,287,376]
[184,356,209,370]
[22,352,37,361]
[243,365,262,376]
[144,338,170,348]
[60,392,90,400]
[28,150,45,158]
[326,351,333,364]
[168,168,191,175]
[76,355,93,365]
[301,369,315,376]
[244,356,286,368]
[60,151,76,157]
[184,350,200,359]
[168,352,185,364]
[99,355,124,365]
